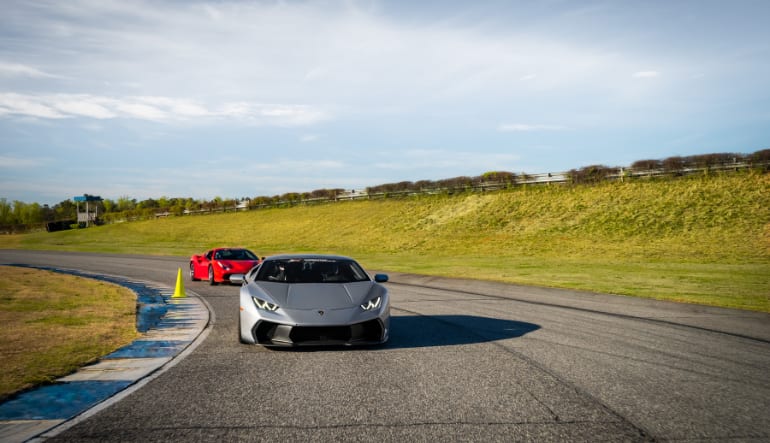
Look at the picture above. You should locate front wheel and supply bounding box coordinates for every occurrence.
[208,266,217,285]
[190,263,199,281]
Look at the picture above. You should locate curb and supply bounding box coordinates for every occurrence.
[0,267,210,443]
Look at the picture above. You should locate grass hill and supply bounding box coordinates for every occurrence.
[3,172,769,312]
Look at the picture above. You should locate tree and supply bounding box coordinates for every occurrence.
[102,199,116,213]
[0,198,12,225]
[662,156,686,173]
[117,196,135,212]
[748,149,770,168]
[568,165,618,184]
[631,159,662,171]
[53,199,77,221]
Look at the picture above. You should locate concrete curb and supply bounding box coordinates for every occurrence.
[0,268,211,443]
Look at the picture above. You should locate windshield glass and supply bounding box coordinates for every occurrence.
[215,249,258,260]
[255,258,370,283]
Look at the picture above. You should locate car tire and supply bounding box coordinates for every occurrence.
[208,266,217,285]
[189,263,199,281]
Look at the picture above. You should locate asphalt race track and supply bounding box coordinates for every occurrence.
[1,250,769,441]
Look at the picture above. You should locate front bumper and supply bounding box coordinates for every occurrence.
[251,318,387,347]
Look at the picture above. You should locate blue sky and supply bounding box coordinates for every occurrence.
[1,0,768,206]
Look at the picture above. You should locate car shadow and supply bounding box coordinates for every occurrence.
[264,315,540,352]
[382,314,540,350]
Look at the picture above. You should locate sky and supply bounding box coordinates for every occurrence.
[1,0,769,206]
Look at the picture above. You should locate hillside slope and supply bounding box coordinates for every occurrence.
[4,172,769,311]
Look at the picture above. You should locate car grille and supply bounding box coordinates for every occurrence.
[253,319,384,346]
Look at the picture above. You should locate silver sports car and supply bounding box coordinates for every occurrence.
[238,254,390,347]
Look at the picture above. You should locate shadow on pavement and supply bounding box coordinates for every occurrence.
[384,314,540,349]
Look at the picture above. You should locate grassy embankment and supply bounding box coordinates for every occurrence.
[3,171,769,312]
[0,266,139,400]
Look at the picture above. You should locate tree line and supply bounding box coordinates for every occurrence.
[1,149,768,233]
[569,150,770,184]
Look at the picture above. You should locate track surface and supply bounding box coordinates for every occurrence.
[2,250,769,441]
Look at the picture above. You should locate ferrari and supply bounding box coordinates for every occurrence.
[190,247,261,285]
[238,254,390,347]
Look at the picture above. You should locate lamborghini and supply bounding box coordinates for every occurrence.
[238,254,390,347]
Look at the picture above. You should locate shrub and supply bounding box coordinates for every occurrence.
[568,165,619,184]
[631,159,662,171]
[662,156,686,173]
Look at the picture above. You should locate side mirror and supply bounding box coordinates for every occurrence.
[229,274,245,285]
[374,274,389,283]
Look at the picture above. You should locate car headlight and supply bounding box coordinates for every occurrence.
[252,297,279,311]
[361,296,381,311]
[217,262,231,271]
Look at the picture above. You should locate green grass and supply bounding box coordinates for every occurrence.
[0,266,139,400]
[3,171,769,312]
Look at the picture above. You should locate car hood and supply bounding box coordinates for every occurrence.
[253,281,378,309]
[220,260,259,270]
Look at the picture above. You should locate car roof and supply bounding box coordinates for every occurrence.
[264,254,355,261]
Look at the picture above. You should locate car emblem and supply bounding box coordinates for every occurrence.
[317,310,324,316]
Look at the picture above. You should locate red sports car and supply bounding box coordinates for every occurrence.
[190,247,262,285]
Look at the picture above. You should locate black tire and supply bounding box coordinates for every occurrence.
[190,262,199,281]
[208,266,217,285]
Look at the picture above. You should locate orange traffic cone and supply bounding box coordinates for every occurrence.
[172,267,186,298]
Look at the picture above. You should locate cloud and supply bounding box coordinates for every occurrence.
[114,101,167,120]
[135,96,210,118]
[498,123,567,132]
[372,149,520,173]
[0,62,60,79]
[300,134,320,142]
[0,1,662,112]
[55,99,116,119]
[251,105,329,126]
[633,71,660,78]
[0,93,329,125]
[0,155,49,169]
[251,159,345,172]
[0,94,66,119]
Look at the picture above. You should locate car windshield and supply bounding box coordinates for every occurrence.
[215,249,258,260]
[255,258,370,283]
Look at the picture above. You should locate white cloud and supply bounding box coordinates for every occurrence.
[372,149,520,173]
[134,96,210,118]
[633,70,660,78]
[0,155,48,169]
[498,123,567,132]
[0,93,66,119]
[114,102,168,120]
[300,134,320,142]
[245,105,330,127]
[54,99,116,119]
[254,159,345,172]
[0,62,60,79]
[0,1,657,110]
[0,93,329,125]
